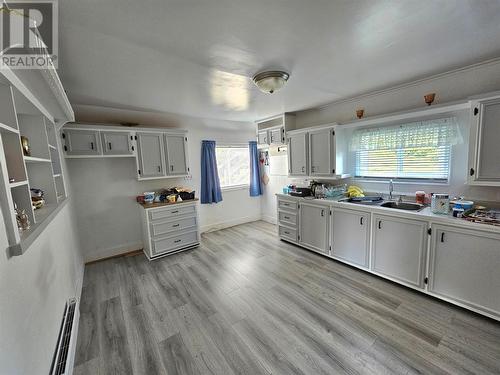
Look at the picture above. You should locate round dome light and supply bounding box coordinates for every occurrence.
[252,70,289,94]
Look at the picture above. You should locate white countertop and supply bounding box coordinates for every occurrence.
[276,193,500,234]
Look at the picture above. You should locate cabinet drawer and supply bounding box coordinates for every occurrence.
[278,211,297,226]
[279,226,297,242]
[278,199,297,211]
[152,231,198,255]
[149,205,196,221]
[150,216,197,237]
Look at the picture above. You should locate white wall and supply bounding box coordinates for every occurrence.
[0,139,84,374]
[262,60,500,223]
[67,105,261,262]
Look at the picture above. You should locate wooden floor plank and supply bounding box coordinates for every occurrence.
[75,220,500,375]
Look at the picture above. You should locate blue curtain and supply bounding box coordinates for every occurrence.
[249,141,262,196]
[201,140,223,204]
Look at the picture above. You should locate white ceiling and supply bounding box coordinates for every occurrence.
[58,0,500,122]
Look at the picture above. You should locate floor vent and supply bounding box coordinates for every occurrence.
[50,298,79,375]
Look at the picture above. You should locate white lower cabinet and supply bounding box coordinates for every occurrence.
[298,202,330,255]
[371,214,428,288]
[428,225,500,318]
[331,208,370,268]
[140,200,200,260]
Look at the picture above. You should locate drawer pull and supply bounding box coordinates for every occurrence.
[174,239,181,243]
[441,232,445,243]
[360,217,363,225]
[172,224,180,227]
[378,220,382,229]
[283,203,290,206]
[284,216,290,220]
[284,231,290,235]
[171,210,179,214]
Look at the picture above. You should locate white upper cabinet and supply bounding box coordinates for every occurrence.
[309,127,335,176]
[63,129,101,156]
[428,224,500,318]
[287,132,308,176]
[331,207,370,268]
[299,202,330,255]
[101,131,134,156]
[269,127,285,145]
[165,134,189,175]
[468,96,500,186]
[137,132,165,178]
[257,131,269,146]
[371,214,428,288]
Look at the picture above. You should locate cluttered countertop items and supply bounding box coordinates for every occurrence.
[281,181,500,228]
[136,187,196,208]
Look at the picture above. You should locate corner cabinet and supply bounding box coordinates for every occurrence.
[371,214,428,288]
[428,225,500,319]
[298,202,330,255]
[468,95,500,186]
[63,129,101,156]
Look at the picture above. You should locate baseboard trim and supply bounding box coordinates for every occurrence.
[200,215,262,233]
[84,242,144,263]
[85,248,143,265]
[261,214,277,225]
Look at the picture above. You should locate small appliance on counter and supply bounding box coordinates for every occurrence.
[431,193,450,215]
[289,187,312,197]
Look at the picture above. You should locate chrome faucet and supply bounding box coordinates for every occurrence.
[389,179,394,201]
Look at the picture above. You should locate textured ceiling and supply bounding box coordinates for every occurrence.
[58,0,500,122]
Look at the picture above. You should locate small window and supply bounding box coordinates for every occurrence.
[216,146,250,188]
[350,118,461,182]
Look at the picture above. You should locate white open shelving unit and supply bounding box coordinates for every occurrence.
[0,65,73,256]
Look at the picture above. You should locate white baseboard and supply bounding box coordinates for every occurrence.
[84,241,143,263]
[261,214,277,225]
[200,215,262,233]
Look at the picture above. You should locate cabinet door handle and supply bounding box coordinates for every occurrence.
[171,165,174,172]
[90,142,94,150]
[157,165,161,172]
[441,232,445,243]
[360,217,363,225]
[301,166,305,172]
[469,168,475,176]
[172,223,180,228]
[311,166,315,172]
[108,142,112,150]
[378,220,382,229]
[321,209,325,217]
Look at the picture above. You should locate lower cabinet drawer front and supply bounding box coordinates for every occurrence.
[278,211,297,226]
[149,205,196,221]
[152,231,198,255]
[150,216,197,237]
[278,199,298,212]
[279,226,297,242]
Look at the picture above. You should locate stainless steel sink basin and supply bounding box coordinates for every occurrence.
[380,201,424,211]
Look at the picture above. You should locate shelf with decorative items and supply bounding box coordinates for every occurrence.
[0,63,73,256]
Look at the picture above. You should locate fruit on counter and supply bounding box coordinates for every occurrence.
[347,185,365,198]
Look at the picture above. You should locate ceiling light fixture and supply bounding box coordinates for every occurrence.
[252,70,289,94]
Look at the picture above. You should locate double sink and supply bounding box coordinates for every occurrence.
[336,196,425,211]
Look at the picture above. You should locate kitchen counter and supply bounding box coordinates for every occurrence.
[276,193,500,234]
[139,198,199,209]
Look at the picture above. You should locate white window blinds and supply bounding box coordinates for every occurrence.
[350,118,461,181]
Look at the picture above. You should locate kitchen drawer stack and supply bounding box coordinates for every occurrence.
[277,197,299,243]
[140,200,200,260]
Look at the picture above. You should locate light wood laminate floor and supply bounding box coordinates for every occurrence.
[74,221,500,375]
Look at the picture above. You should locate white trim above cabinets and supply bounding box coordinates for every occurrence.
[62,124,191,181]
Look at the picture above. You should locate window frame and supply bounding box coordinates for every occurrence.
[215,143,250,190]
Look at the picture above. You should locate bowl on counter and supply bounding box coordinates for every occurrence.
[452,200,474,210]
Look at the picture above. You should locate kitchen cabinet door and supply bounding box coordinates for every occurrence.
[165,134,189,175]
[137,133,165,178]
[331,208,370,268]
[101,131,134,155]
[299,202,329,254]
[428,225,500,317]
[270,127,285,145]
[257,131,269,145]
[63,129,101,156]
[372,214,427,288]
[309,127,335,176]
[287,132,308,176]
[469,98,500,185]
